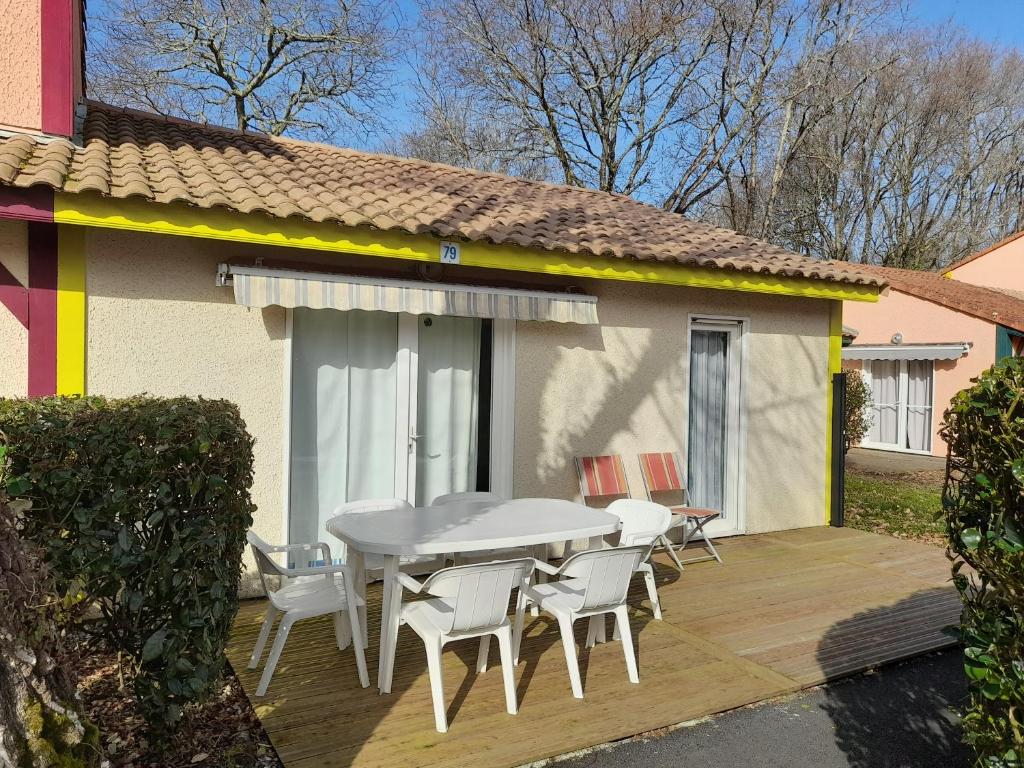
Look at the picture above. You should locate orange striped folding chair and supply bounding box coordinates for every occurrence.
[638,452,723,567]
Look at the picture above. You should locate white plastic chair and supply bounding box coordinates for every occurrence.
[330,498,448,640]
[523,545,649,699]
[606,499,673,620]
[432,492,534,565]
[386,558,536,733]
[246,532,369,697]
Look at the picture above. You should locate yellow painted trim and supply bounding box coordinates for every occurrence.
[54,193,881,303]
[56,224,86,395]
[824,300,843,523]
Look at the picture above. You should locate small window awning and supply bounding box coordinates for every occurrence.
[842,342,971,361]
[218,264,599,324]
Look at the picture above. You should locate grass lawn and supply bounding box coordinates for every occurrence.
[844,468,946,546]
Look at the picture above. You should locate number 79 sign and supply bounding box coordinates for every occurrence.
[440,241,461,264]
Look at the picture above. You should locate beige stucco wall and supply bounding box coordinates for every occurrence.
[85,230,288,591]
[948,236,1024,291]
[0,218,28,397]
[0,0,42,132]
[843,289,997,455]
[514,281,832,535]
[74,231,833,590]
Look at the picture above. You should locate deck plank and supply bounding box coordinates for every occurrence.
[226,527,959,768]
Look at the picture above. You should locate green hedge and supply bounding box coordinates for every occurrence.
[0,396,256,737]
[941,359,1024,767]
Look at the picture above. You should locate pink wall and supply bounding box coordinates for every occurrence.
[843,290,997,455]
[0,0,83,136]
[0,0,42,132]
[948,234,1024,291]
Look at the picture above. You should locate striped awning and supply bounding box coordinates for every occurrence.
[218,264,598,324]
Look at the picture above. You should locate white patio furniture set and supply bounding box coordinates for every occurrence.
[246,453,723,733]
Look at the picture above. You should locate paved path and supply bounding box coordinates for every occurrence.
[847,447,946,474]
[552,650,970,768]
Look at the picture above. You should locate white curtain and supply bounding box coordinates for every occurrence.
[289,308,399,554]
[905,361,933,451]
[415,315,481,504]
[687,330,729,513]
[868,360,900,444]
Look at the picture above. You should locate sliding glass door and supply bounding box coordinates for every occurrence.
[862,359,933,453]
[686,319,744,535]
[288,309,493,546]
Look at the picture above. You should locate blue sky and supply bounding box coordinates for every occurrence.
[909,0,1024,47]
[85,0,1024,148]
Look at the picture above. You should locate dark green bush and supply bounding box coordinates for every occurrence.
[0,396,256,738]
[941,358,1024,767]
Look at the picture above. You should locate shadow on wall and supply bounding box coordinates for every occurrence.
[815,590,971,768]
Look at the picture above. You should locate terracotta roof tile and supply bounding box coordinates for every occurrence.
[0,100,886,289]
[852,263,1024,333]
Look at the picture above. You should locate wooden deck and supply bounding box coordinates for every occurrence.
[226,527,961,768]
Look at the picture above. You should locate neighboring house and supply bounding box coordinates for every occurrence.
[944,230,1024,294]
[0,0,883,579]
[843,258,1024,457]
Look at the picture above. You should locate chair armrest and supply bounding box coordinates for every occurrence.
[394,572,424,593]
[533,559,561,576]
[284,562,352,579]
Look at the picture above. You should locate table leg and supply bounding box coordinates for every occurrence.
[348,548,368,649]
[378,555,401,693]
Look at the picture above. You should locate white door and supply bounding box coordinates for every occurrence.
[686,319,745,536]
[287,309,499,547]
[862,359,933,453]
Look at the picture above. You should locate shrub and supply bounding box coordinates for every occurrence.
[0,484,100,767]
[0,396,256,738]
[843,368,873,454]
[941,358,1024,767]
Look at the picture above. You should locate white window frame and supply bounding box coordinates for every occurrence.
[684,314,749,537]
[281,309,516,540]
[861,359,935,455]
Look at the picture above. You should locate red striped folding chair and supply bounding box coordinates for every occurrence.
[638,452,723,567]
[574,454,679,571]
[575,455,631,503]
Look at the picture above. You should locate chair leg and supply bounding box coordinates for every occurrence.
[496,626,518,715]
[512,590,527,665]
[641,564,662,620]
[257,614,293,697]
[333,611,352,650]
[424,639,448,733]
[585,615,599,648]
[343,575,370,689]
[477,635,490,673]
[556,615,584,699]
[614,606,639,684]
[248,605,277,669]
[660,534,685,571]
[702,528,724,563]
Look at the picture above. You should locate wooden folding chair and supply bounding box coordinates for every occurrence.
[637,451,723,566]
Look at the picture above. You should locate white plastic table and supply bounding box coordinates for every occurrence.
[326,498,621,692]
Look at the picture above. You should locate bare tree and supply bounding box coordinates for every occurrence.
[387,58,553,178]
[89,0,399,139]
[724,30,1024,267]
[417,0,720,195]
